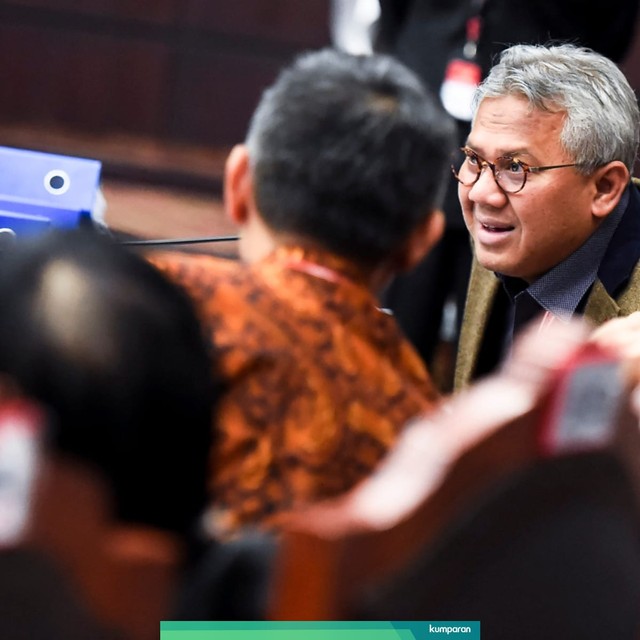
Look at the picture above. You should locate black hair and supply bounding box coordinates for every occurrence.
[246,48,457,267]
[0,229,218,536]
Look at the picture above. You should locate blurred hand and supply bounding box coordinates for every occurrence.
[590,312,640,385]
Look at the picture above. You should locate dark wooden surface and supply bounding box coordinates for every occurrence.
[0,1,330,245]
[0,0,331,146]
[0,1,637,249]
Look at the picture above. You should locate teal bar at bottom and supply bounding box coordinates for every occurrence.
[160,621,481,640]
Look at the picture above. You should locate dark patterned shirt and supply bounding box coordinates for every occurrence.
[151,246,439,535]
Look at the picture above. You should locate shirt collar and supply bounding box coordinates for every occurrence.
[265,245,370,288]
[500,185,629,318]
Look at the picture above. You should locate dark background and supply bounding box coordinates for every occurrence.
[0,1,638,243]
[0,0,331,191]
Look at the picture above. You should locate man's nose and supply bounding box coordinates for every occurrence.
[468,165,507,205]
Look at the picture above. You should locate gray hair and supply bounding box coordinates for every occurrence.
[474,44,640,173]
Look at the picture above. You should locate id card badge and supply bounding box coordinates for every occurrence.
[536,342,626,456]
[0,400,44,547]
[440,58,481,122]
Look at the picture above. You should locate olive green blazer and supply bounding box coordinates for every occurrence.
[454,257,640,391]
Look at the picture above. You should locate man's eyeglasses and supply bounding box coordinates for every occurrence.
[451,147,580,194]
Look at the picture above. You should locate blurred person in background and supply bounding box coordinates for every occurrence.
[0,230,219,639]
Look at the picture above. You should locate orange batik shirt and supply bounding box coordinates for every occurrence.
[150,246,439,535]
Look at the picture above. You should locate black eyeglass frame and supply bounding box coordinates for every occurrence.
[451,146,581,194]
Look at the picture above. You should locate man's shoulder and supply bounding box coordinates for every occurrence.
[148,250,256,295]
[615,260,640,315]
[148,251,277,329]
[148,250,242,281]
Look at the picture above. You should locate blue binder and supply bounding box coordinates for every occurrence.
[0,146,102,236]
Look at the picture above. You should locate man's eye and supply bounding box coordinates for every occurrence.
[503,159,524,174]
[466,153,480,166]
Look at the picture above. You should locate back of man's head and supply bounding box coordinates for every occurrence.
[0,229,217,536]
[245,48,456,267]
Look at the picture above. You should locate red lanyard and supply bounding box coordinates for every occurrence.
[463,0,487,60]
[282,257,354,287]
[538,311,557,334]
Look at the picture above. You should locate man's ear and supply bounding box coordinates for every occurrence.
[591,161,630,219]
[397,209,445,272]
[224,144,256,225]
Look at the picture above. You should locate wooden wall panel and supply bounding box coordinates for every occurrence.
[170,50,284,146]
[0,0,331,182]
[0,23,171,135]
[182,0,330,48]
[1,0,181,24]
[622,21,640,96]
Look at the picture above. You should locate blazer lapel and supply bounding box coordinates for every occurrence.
[616,260,640,315]
[584,261,640,324]
[455,259,499,390]
[583,278,620,325]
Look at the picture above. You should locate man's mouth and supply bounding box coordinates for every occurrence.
[480,222,514,233]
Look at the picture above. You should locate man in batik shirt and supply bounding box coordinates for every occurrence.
[151,48,456,535]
